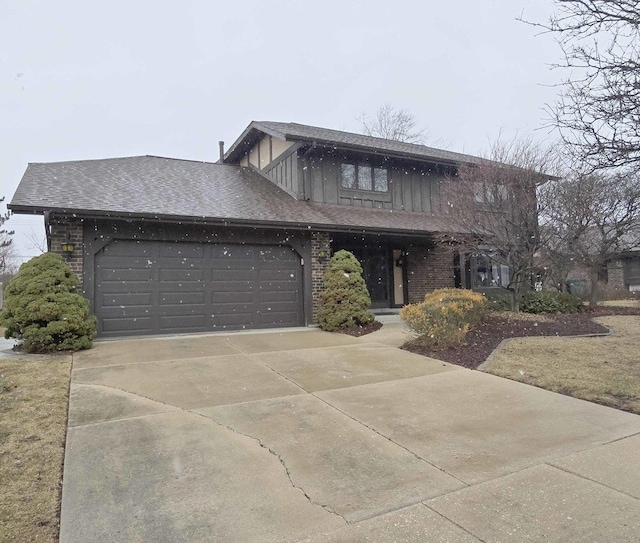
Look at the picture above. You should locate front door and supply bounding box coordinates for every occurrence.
[345,246,391,308]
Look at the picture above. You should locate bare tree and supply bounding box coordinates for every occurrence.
[442,138,561,310]
[536,225,575,292]
[24,227,47,254]
[357,104,427,144]
[540,171,640,304]
[524,1,640,170]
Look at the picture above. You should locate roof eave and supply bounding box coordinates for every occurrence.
[8,204,457,237]
[291,138,466,168]
[223,121,288,163]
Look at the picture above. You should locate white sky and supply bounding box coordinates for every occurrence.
[0,0,561,263]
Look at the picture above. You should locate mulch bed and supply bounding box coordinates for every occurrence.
[340,320,384,337]
[402,306,640,370]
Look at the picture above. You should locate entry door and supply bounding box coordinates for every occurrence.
[346,247,391,308]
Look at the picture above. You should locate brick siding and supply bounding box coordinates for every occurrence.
[310,231,331,322]
[607,260,625,288]
[49,217,84,279]
[406,244,455,303]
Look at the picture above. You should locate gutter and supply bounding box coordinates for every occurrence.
[8,205,463,237]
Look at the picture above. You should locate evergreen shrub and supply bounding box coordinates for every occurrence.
[0,253,97,352]
[317,250,375,332]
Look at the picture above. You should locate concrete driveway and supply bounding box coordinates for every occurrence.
[61,322,640,542]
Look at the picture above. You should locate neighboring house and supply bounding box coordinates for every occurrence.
[10,121,496,337]
[566,225,640,293]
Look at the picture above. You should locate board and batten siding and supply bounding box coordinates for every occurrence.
[263,148,300,197]
[238,134,300,197]
[300,152,443,213]
[237,138,444,214]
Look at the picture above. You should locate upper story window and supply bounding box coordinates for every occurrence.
[473,182,508,204]
[341,163,388,192]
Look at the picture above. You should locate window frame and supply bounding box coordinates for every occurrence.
[341,162,389,193]
[469,253,511,288]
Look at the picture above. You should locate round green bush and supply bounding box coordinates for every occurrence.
[317,250,375,332]
[0,253,97,352]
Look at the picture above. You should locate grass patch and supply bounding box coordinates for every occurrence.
[484,316,640,415]
[0,354,72,543]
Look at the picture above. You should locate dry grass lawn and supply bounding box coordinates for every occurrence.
[0,354,72,543]
[485,316,640,415]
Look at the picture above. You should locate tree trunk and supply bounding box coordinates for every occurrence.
[510,288,520,312]
[589,268,599,306]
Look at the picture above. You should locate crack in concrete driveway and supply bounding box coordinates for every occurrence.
[62,328,640,543]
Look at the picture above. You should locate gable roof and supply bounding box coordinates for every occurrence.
[9,155,459,235]
[224,120,486,166]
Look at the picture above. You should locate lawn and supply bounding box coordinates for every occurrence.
[483,315,640,415]
[0,353,72,543]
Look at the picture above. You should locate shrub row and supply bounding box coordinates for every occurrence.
[519,291,583,314]
[486,291,583,314]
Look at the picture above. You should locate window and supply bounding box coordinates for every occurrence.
[341,163,388,192]
[358,166,372,190]
[470,254,510,288]
[340,164,356,189]
[474,183,507,204]
[374,168,388,192]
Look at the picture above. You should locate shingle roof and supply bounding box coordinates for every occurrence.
[224,120,486,166]
[10,155,458,234]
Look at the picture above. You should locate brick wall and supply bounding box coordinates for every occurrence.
[607,259,625,288]
[406,244,455,303]
[310,231,331,322]
[49,217,84,279]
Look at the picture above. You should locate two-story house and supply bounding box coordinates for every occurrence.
[9,121,489,337]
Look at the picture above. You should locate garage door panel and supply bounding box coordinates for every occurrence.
[259,290,299,303]
[213,291,254,304]
[256,311,300,326]
[160,292,206,305]
[158,269,205,282]
[211,245,253,259]
[102,317,154,333]
[158,244,206,258]
[213,303,254,315]
[100,306,153,318]
[258,247,297,261]
[212,313,255,327]
[101,293,153,307]
[95,240,303,337]
[102,243,155,257]
[99,268,153,282]
[159,315,208,331]
[259,269,300,282]
[209,268,254,281]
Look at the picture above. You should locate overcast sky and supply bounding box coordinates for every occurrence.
[0,0,561,264]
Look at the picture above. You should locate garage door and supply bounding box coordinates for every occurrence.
[94,240,304,337]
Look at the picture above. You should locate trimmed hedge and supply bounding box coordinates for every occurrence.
[520,291,583,314]
[0,253,97,352]
[486,294,512,312]
[317,250,375,332]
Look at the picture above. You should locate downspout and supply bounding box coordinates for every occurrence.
[44,211,51,252]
